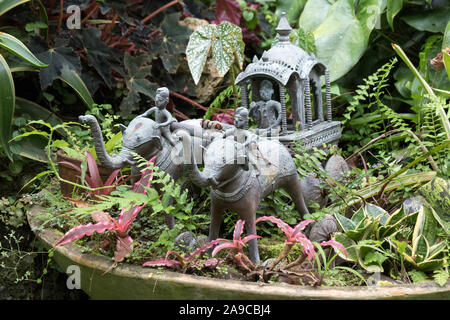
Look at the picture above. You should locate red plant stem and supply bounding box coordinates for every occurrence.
[57,0,63,33]
[360,154,370,184]
[109,27,135,48]
[268,243,293,271]
[169,90,208,111]
[141,0,178,24]
[81,2,99,25]
[173,107,190,120]
[285,252,307,270]
[102,12,118,40]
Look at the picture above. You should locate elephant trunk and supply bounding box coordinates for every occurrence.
[79,115,132,169]
[177,130,212,188]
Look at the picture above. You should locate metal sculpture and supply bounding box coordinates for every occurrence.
[176,130,309,264]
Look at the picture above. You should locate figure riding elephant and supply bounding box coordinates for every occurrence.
[176,130,310,264]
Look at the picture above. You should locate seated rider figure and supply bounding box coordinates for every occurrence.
[223,107,254,147]
[141,87,177,147]
[249,80,282,132]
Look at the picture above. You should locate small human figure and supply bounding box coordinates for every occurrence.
[223,107,254,147]
[249,80,282,131]
[141,87,177,147]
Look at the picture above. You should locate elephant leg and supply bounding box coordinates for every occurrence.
[208,199,224,245]
[242,211,260,265]
[283,174,310,217]
[207,200,225,258]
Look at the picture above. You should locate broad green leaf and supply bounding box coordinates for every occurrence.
[0,0,31,17]
[298,0,332,32]
[105,131,122,154]
[276,0,307,25]
[386,0,403,31]
[444,51,450,82]
[401,8,450,33]
[59,65,95,110]
[9,133,48,162]
[443,21,450,49]
[0,54,15,160]
[308,0,385,81]
[0,32,47,68]
[15,97,63,130]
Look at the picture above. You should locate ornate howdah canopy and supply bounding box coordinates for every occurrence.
[235,12,333,135]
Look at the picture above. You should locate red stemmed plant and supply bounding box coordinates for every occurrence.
[211,219,261,273]
[142,238,225,271]
[55,157,156,265]
[255,216,347,271]
[58,151,129,198]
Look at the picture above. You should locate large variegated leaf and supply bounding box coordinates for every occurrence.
[364,203,389,225]
[334,212,356,233]
[186,24,216,85]
[412,205,438,259]
[186,21,244,85]
[212,22,244,75]
[0,54,15,160]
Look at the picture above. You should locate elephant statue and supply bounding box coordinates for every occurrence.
[176,130,310,264]
[78,114,223,227]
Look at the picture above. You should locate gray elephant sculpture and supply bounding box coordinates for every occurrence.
[79,114,224,227]
[176,130,310,264]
